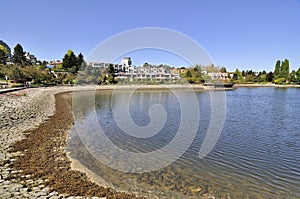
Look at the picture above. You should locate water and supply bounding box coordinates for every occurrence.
[68,87,300,198]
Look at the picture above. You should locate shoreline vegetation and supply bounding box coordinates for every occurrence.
[1,43,300,89]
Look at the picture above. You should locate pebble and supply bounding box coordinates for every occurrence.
[0,87,106,199]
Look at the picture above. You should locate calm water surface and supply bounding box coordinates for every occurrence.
[68,87,300,198]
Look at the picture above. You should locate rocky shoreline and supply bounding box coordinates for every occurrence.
[0,87,141,199]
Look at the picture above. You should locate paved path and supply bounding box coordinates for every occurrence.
[0,87,26,94]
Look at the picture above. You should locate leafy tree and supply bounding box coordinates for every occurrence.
[12,44,26,65]
[62,73,76,84]
[245,74,254,82]
[0,49,8,64]
[257,74,267,82]
[9,65,25,81]
[181,67,206,83]
[0,45,9,55]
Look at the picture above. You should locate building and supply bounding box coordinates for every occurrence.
[89,57,181,81]
[121,57,132,67]
[207,72,229,80]
[48,60,63,68]
[25,52,37,64]
[115,64,180,80]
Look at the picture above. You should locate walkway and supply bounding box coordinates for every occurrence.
[0,87,26,94]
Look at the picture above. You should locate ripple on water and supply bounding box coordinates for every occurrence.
[69,88,300,198]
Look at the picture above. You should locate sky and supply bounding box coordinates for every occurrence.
[1,0,300,72]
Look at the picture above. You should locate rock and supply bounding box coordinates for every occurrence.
[190,187,202,193]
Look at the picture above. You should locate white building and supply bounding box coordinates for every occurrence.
[25,52,37,64]
[89,57,180,81]
[207,72,229,80]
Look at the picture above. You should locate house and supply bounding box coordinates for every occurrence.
[25,52,37,64]
[48,60,63,68]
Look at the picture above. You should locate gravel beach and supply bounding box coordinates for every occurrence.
[0,87,141,199]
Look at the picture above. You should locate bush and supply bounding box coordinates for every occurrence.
[274,78,286,84]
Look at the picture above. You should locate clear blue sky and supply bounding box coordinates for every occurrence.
[1,0,300,71]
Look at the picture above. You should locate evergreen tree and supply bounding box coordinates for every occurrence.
[76,53,84,71]
[62,50,84,73]
[274,60,281,78]
[62,50,77,70]
[266,72,274,82]
[280,59,290,80]
[12,44,26,65]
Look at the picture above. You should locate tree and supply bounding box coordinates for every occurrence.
[257,74,267,82]
[296,67,300,83]
[77,53,84,70]
[204,64,219,72]
[62,50,84,73]
[0,44,10,55]
[184,70,192,78]
[233,69,242,81]
[194,64,203,72]
[290,70,297,83]
[274,60,281,78]
[220,67,227,73]
[0,49,8,64]
[10,65,25,81]
[280,59,290,80]
[273,59,290,83]
[266,72,274,82]
[108,64,115,75]
[12,44,26,65]
[242,70,246,77]
[62,50,77,72]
